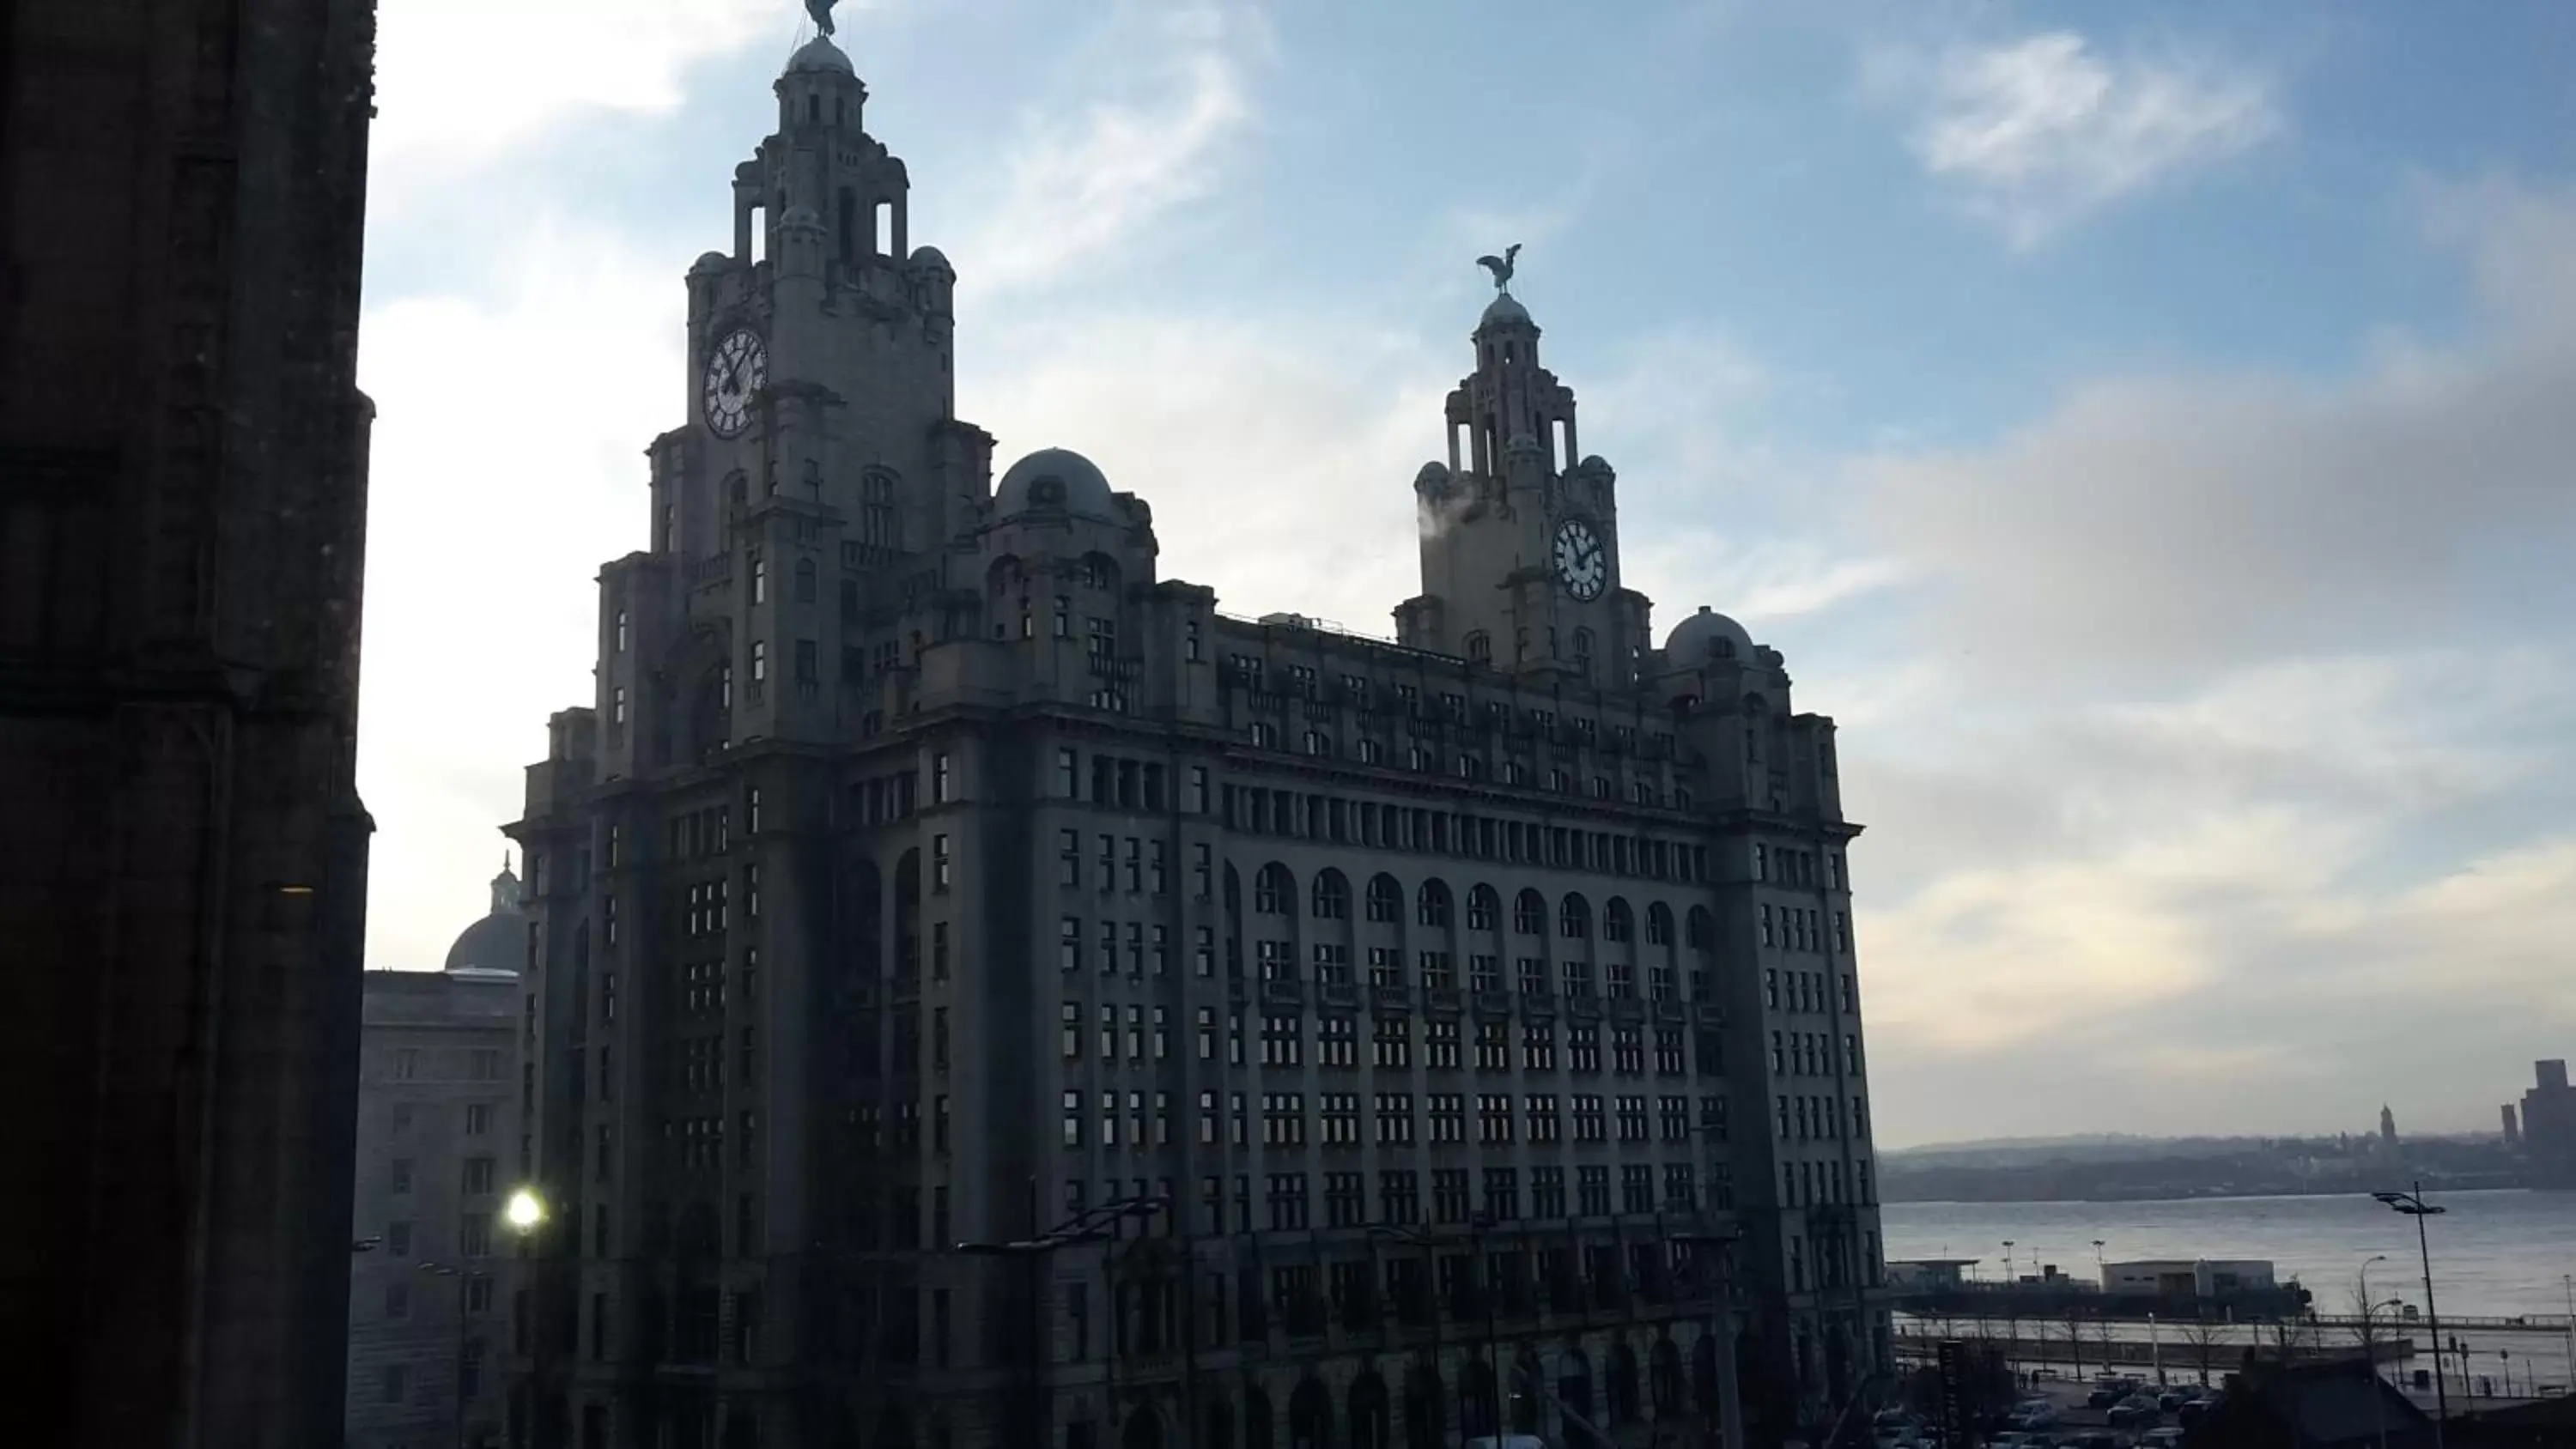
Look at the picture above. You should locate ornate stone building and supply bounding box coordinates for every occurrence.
[507,31,1886,1449]
[345,868,531,1449]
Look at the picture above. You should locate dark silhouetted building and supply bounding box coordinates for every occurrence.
[0,1,377,1444]
[506,32,1887,1449]
[2523,1060,2574,1185]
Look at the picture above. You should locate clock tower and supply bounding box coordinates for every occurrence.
[1395,274,1653,685]
[598,31,997,776]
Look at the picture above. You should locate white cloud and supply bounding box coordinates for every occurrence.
[371,0,789,199]
[954,3,1262,296]
[1891,31,2279,246]
[355,215,674,967]
[1854,183,2576,685]
[966,307,1443,629]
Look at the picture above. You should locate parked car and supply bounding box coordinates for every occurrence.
[2142,1428,2188,1449]
[2087,1388,2123,1410]
[2157,1391,2188,1413]
[2108,1405,2154,1431]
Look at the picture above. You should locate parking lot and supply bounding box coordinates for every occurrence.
[1873,1371,2221,1449]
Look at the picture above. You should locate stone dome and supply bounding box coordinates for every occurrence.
[442,864,529,974]
[1576,453,1614,476]
[908,244,954,275]
[1479,293,1532,328]
[787,36,854,76]
[995,447,1118,520]
[1666,605,1754,664]
[689,251,732,275]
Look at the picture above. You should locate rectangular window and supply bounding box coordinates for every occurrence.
[1060,916,1082,972]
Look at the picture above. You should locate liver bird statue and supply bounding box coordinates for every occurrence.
[1477,243,1522,294]
[807,0,838,37]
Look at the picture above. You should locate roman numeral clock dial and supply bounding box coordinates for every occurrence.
[702,326,768,440]
[1552,518,1607,601]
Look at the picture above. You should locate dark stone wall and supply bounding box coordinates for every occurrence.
[0,0,377,1442]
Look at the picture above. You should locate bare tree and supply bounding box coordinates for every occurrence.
[2064,1306,2088,1381]
[2348,1276,2389,1375]
[2178,1316,2226,1386]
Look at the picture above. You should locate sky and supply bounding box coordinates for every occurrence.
[354,0,2576,1149]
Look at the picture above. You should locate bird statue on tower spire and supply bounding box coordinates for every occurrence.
[806,0,837,38]
[1476,242,1522,295]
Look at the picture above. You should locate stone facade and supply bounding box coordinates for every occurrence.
[0,1,376,1444]
[346,873,531,1449]
[506,33,1887,1449]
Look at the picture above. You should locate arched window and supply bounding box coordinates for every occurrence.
[1082,553,1121,591]
[1255,864,1295,917]
[1365,874,1402,925]
[1513,889,1545,936]
[1465,884,1500,932]
[1465,631,1491,664]
[1686,906,1716,951]
[1573,627,1594,662]
[1558,893,1591,939]
[1312,870,1350,920]
[1416,880,1453,929]
[1646,903,1674,948]
[795,557,817,603]
[1603,897,1633,943]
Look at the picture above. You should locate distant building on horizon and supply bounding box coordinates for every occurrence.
[2522,1060,2574,1184]
[2500,1103,2520,1147]
[2379,1104,2398,1149]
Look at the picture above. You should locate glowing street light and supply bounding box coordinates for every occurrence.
[505,1187,545,1234]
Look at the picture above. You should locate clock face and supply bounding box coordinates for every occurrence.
[1552,518,1607,600]
[702,327,768,439]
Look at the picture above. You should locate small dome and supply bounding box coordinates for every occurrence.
[1577,453,1613,476]
[442,864,529,974]
[1479,293,1532,328]
[908,245,954,275]
[1414,460,1450,485]
[689,251,732,275]
[787,36,854,76]
[995,447,1118,520]
[1666,605,1754,664]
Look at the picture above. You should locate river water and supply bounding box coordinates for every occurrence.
[1883,1190,2576,1397]
[1882,1189,2576,1318]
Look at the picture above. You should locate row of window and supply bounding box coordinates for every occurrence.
[1228,662,1664,755]
[1254,866,1710,945]
[1067,1001,1722,1080]
[382,1046,504,1082]
[1202,1161,1706,1233]
[382,1155,499,1197]
[1251,722,1690,807]
[1766,967,1856,1016]
[1062,1088,1733,1152]
[1224,785,1709,884]
[1759,902,1844,954]
[1775,1092,1871,1142]
[1769,1029,1862,1079]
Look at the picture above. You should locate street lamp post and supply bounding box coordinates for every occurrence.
[957,1194,1167,1449]
[1371,1219,1501,1446]
[2373,1183,2449,1449]
[2360,1256,2389,1381]
[1672,1228,1746,1449]
[2002,1241,2018,1382]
